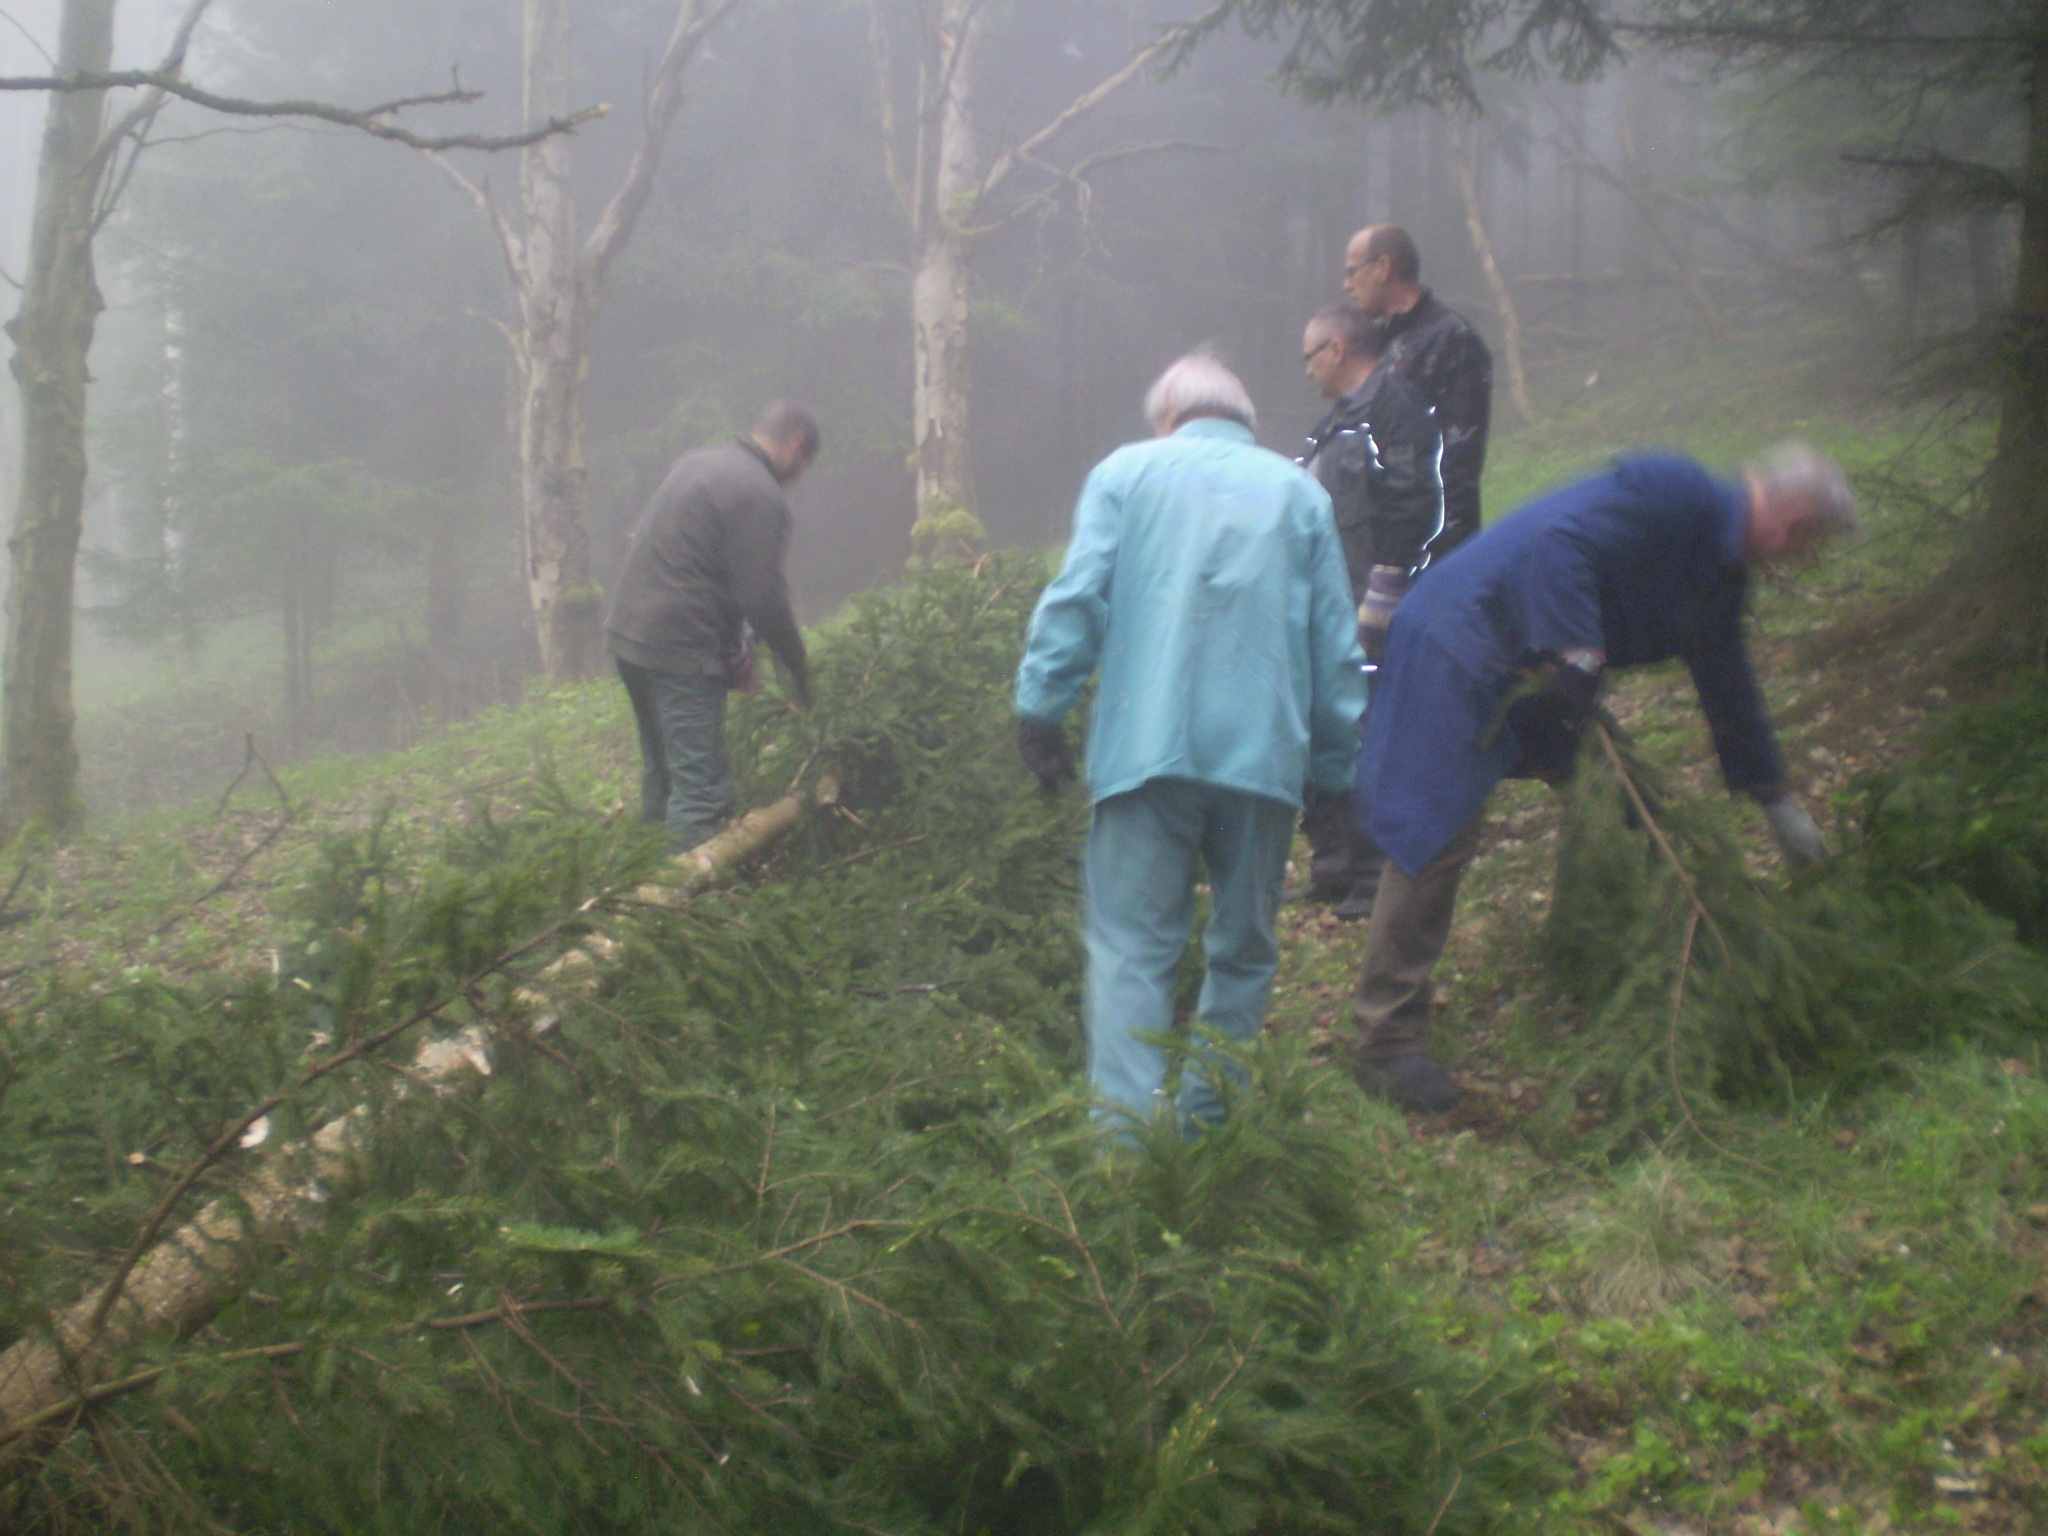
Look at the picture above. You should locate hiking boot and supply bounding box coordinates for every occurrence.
[1331,880,1379,922]
[1353,1052,1461,1114]
[1281,879,1346,906]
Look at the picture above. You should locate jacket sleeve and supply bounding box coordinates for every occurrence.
[1305,494,1370,794]
[1367,390,1448,574]
[1014,463,1120,724]
[1428,328,1492,549]
[727,493,809,702]
[1682,584,1786,798]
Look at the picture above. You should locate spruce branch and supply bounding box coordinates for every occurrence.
[1593,719,1734,966]
[71,902,603,1376]
[0,1299,613,1454]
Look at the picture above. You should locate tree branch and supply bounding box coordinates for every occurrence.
[0,71,607,152]
[584,0,747,295]
[424,151,530,298]
[866,0,912,227]
[975,2,1229,208]
[0,5,53,70]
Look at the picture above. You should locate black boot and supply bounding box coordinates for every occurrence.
[1353,1052,1461,1113]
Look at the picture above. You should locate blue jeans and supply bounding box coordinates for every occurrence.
[615,658,732,852]
[1082,779,1295,1132]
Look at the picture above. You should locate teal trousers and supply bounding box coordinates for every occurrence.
[1082,779,1295,1131]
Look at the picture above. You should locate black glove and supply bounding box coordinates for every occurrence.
[1505,659,1601,785]
[1016,718,1075,793]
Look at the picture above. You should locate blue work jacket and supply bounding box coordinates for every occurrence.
[1015,417,1368,809]
[1360,453,1786,874]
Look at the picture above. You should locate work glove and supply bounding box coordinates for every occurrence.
[1761,794,1827,867]
[1505,654,1602,785]
[1016,717,1076,794]
[1357,564,1411,660]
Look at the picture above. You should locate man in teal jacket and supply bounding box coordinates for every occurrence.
[1014,350,1368,1132]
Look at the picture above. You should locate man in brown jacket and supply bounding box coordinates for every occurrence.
[604,401,818,851]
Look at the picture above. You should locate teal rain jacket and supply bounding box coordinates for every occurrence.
[1014,417,1368,810]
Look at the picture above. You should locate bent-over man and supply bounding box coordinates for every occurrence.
[1014,352,1367,1133]
[604,402,818,852]
[1352,445,1856,1114]
[1296,301,1445,919]
[1344,224,1492,557]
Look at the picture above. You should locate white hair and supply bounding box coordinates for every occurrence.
[1748,440,1859,538]
[1142,349,1257,435]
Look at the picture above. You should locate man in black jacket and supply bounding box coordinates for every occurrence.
[1344,224,1492,557]
[604,402,818,852]
[1295,302,1445,919]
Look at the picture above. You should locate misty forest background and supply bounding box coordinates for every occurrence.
[1,0,2011,814]
[4,1,2048,1533]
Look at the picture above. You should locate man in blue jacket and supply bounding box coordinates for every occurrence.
[1352,445,1857,1113]
[1015,351,1367,1132]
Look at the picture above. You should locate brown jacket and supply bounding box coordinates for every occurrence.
[603,439,809,702]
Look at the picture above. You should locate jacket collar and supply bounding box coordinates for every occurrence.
[1173,415,1255,443]
[734,435,780,479]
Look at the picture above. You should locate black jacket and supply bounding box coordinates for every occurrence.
[1379,290,1491,555]
[603,439,809,702]
[1298,366,1446,592]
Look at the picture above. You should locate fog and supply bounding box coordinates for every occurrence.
[0,0,2017,814]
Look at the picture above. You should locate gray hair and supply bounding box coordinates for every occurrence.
[1143,349,1257,435]
[1747,440,1859,538]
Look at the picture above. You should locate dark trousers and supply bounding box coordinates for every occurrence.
[615,657,732,852]
[1351,811,1485,1059]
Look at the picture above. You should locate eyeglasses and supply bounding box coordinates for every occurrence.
[1302,338,1335,365]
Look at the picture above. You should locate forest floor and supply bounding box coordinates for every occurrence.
[5,309,2044,1532]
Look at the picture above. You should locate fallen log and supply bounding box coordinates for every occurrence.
[0,778,833,1463]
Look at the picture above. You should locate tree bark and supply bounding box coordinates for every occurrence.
[1,0,116,838]
[514,0,597,680]
[908,0,982,535]
[1450,118,1535,424]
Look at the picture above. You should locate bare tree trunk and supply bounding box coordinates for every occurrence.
[435,0,738,680]
[1899,214,1928,344]
[515,0,597,680]
[1966,207,2005,328]
[1,0,116,838]
[1450,118,1535,424]
[908,0,981,535]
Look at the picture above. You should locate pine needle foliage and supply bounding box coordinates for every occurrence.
[1536,723,2048,1155]
[1855,671,2048,947]
[4,556,1565,1533]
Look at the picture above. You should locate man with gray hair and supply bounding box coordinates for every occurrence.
[1014,350,1367,1133]
[1347,445,1857,1114]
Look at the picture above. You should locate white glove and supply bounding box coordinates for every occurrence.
[1762,795,1827,867]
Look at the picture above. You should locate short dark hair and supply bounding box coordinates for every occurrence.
[1364,224,1420,284]
[1309,302,1385,361]
[752,400,821,460]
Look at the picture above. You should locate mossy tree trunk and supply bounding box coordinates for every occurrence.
[0,0,115,839]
